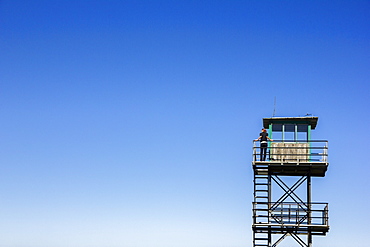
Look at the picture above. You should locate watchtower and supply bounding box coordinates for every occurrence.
[252,116,329,247]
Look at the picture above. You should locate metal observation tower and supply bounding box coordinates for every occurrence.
[252,116,329,247]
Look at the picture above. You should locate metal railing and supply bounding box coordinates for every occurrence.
[252,202,329,227]
[253,140,328,162]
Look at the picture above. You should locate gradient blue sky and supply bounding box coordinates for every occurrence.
[0,1,369,247]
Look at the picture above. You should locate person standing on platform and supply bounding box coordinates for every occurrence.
[255,128,273,161]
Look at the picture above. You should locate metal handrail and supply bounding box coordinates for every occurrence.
[252,140,328,162]
[252,202,329,227]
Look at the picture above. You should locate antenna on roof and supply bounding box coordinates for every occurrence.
[272,96,276,117]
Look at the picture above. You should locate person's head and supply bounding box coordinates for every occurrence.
[262,128,266,132]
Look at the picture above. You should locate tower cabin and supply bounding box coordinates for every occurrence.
[252,116,329,247]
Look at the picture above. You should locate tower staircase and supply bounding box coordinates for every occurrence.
[253,166,270,247]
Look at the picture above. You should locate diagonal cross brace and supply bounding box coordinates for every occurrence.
[271,175,308,211]
[291,232,308,247]
[272,232,309,247]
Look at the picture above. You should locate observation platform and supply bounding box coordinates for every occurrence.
[252,202,329,236]
[252,140,329,177]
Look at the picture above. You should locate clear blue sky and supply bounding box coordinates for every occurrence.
[0,1,369,246]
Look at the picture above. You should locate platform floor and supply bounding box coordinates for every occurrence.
[252,223,329,235]
[253,161,328,177]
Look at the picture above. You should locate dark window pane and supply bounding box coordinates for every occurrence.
[285,124,295,132]
[297,124,308,132]
[272,124,282,131]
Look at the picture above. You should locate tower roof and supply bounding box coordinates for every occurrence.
[263,116,319,129]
